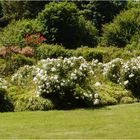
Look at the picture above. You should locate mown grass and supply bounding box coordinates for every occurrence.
[0,103,140,139]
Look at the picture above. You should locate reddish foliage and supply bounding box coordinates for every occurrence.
[20,47,34,57]
[0,46,34,58]
[25,33,46,46]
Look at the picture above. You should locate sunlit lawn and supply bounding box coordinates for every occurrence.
[0,103,140,139]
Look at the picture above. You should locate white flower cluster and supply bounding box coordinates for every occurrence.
[94,93,100,105]
[33,57,94,98]
[120,56,140,88]
[0,78,8,89]
[103,58,123,83]
[11,65,33,86]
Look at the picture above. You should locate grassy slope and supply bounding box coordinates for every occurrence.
[0,103,140,139]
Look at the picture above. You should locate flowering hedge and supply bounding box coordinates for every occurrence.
[101,56,140,96]
[33,57,99,107]
[103,58,123,83]
[120,56,140,95]
[11,65,33,86]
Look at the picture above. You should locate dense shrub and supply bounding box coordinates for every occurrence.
[102,8,140,48]
[14,94,55,111]
[73,46,105,62]
[11,65,33,87]
[120,56,140,96]
[0,19,42,46]
[0,88,14,112]
[11,54,34,71]
[95,83,136,105]
[37,44,71,59]
[103,58,123,83]
[33,57,99,108]
[37,2,98,49]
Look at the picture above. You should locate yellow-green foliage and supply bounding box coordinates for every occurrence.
[95,83,137,105]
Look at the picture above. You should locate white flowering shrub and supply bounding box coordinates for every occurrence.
[0,78,8,89]
[103,58,123,83]
[120,56,140,95]
[33,57,99,107]
[11,65,33,86]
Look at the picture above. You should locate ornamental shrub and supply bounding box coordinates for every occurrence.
[37,44,71,59]
[11,65,33,87]
[73,46,104,62]
[33,57,99,108]
[95,83,136,105]
[11,54,34,71]
[14,94,55,111]
[120,56,140,96]
[102,8,140,48]
[103,58,123,83]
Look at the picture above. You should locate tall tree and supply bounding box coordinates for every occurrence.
[1,1,48,20]
[76,1,127,33]
[37,2,98,49]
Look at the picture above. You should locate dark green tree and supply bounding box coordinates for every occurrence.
[76,1,127,34]
[37,2,98,49]
[0,1,48,27]
[101,8,140,48]
[1,1,48,19]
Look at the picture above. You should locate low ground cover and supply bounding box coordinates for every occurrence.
[0,103,140,139]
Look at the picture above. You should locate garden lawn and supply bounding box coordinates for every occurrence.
[0,103,140,139]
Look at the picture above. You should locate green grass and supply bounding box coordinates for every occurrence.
[0,103,140,139]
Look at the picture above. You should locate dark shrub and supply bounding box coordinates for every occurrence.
[0,88,14,112]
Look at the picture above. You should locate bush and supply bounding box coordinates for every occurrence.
[0,19,42,46]
[120,56,140,96]
[37,44,71,59]
[37,2,98,49]
[11,65,33,87]
[103,58,123,83]
[11,54,34,71]
[73,46,105,62]
[33,57,99,108]
[95,83,136,105]
[0,88,14,112]
[102,8,140,48]
[14,94,55,111]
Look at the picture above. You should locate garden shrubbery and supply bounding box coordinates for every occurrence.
[0,19,42,46]
[102,8,140,48]
[37,44,71,59]
[95,83,136,105]
[102,56,140,97]
[33,57,97,108]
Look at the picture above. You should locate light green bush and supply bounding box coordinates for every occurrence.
[37,44,71,59]
[95,83,136,105]
[102,8,140,48]
[14,94,55,111]
[0,19,42,46]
